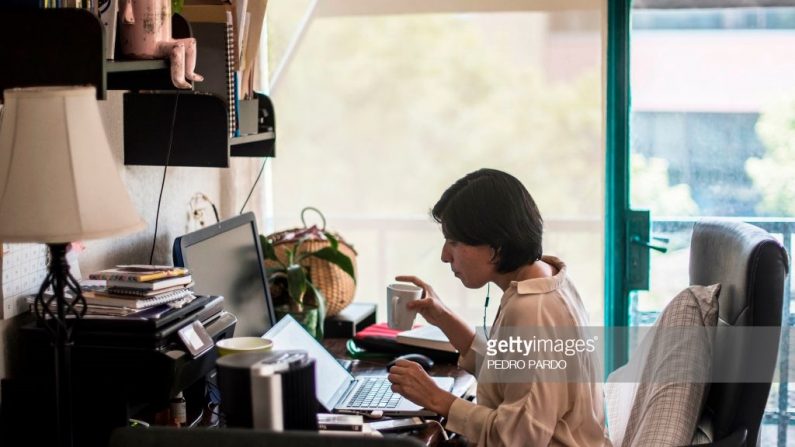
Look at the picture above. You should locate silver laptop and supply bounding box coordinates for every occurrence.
[263,314,455,417]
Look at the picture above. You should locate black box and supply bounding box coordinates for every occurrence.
[324,303,377,338]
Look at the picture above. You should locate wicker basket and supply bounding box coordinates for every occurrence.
[264,209,357,317]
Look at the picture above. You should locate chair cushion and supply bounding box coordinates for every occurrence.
[606,284,720,447]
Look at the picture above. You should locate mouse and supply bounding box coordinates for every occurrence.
[387,353,434,372]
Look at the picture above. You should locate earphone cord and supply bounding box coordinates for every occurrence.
[483,282,490,340]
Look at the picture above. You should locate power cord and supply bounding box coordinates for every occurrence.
[426,419,449,441]
[149,91,180,265]
[239,156,268,215]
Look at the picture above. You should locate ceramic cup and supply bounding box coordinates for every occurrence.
[216,337,273,357]
[386,283,423,330]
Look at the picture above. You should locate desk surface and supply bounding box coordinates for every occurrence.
[323,338,475,446]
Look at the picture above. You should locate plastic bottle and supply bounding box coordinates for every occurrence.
[170,392,187,427]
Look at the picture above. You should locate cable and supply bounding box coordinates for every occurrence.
[149,91,180,265]
[239,157,268,215]
[482,282,490,340]
[426,420,449,441]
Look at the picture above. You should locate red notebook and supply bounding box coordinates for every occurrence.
[353,323,458,363]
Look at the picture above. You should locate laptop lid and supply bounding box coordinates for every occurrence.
[263,314,355,411]
[264,315,455,416]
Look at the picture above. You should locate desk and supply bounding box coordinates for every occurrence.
[323,338,475,446]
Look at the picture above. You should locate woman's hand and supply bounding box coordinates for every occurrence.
[395,275,476,354]
[387,359,456,417]
[395,275,450,327]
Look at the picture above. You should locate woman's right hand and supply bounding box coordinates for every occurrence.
[396,275,476,355]
[395,275,450,327]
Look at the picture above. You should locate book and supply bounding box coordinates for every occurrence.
[82,288,195,309]
[187,14,237,137]
[353,323,459,363]
[396,325,457,353]
[103,283,194,297]
[89,265,189,282]
[106,274,193,291]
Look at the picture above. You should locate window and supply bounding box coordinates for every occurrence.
[265,1,607,325]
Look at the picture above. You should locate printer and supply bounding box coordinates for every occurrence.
[1,295,236,447]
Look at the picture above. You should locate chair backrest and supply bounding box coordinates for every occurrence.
[689,219,789,445]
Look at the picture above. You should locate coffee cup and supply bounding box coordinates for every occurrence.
[216,337,273,357]
[387,283,423,330]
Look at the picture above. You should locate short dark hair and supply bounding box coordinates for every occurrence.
[432,168,543,273]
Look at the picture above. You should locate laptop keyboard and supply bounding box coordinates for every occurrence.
[346,378,402,409]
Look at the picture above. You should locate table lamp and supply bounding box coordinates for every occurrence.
[0,86,146,446]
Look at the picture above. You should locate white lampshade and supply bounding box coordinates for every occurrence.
[0,86,145,243]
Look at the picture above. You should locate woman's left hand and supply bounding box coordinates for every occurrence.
[387,360,456,417]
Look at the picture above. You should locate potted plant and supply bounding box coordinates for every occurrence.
[260,228,356,339]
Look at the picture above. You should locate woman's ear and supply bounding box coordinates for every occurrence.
[490,246,501,264]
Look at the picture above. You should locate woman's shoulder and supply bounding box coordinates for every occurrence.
[501,285,580,327]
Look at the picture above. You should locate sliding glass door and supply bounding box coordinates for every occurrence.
[618,2,795,445]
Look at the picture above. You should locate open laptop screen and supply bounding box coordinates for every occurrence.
[264,314,352,411]
[173,212,276,337]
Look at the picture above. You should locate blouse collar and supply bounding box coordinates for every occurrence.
[509,255,567,296]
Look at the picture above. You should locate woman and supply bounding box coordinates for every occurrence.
[387,169,609,446]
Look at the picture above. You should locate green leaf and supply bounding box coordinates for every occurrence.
[287,265,307,303]
[309,247,356,283]
[307,281,326,340]
[260,235,279,262]
[324,231,339,251]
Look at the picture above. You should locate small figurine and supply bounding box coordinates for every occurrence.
[119,0,203,89]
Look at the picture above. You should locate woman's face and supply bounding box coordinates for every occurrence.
[441,239,496,289]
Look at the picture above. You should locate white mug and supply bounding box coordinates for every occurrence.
[387,283,423,330]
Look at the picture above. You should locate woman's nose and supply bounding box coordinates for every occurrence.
[441,243,451,263]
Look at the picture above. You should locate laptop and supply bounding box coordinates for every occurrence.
[263,314,455,417]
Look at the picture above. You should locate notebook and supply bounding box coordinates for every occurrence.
[82,288,194,309]
[264,315,455,417]
[396,325,457,353]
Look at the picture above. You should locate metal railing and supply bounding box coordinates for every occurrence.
[641,218,794,447]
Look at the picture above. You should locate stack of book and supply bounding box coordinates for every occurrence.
[82,265,195,311]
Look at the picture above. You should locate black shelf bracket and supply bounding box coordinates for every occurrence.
[123,92,229,168]
[230,93,276,158]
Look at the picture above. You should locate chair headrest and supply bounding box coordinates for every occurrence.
[690,219,788,327]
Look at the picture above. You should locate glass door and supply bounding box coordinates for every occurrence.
[626,3,795,445]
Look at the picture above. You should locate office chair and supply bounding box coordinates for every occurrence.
[687,219,789,446]
[110,426,425,447]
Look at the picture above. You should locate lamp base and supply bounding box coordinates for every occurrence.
[32,243,86,447]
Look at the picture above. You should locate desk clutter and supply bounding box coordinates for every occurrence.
[3,262,239,446]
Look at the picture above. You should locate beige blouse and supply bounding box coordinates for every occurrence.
[445,256,611,447]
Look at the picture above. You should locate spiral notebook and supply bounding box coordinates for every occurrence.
[82,288,195,309]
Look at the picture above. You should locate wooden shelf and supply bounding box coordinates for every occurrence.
[105,59,169,73]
